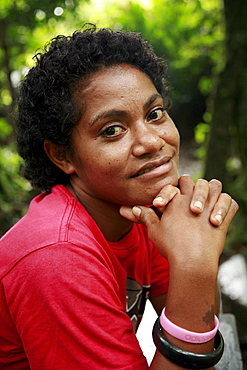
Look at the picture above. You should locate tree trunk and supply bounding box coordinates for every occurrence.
[204,0,247,191]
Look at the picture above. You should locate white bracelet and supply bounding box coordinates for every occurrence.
[160,307,219,344]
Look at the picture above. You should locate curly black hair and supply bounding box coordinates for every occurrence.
[16,24,171,190]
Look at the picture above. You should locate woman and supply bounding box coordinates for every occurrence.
[0,25,238,369]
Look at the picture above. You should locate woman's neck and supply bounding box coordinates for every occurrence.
[67,183,133,242]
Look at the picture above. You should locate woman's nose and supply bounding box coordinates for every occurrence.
[132,123,165,157]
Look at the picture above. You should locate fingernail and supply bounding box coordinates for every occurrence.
[132,206,141,217]
[193,201,203,211]
[214,214,222,224]
[154,196,163,204]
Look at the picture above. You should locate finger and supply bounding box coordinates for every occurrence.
[219,199,239,229]
[130,205,160,228]
[119,205,160,226]
[209,193,235,226]
[119,205,140,222]
[207,179,223,206]
[152,185,180,208]
[178,175,195,195]
[190,179,209,214]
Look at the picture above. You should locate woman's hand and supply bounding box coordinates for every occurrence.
[120,175,235,226]
[120,175,238,263]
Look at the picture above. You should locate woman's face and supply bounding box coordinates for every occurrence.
[68,64,180,207]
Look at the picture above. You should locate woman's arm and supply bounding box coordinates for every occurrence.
[120,176,238,369]
[150,283,220,317]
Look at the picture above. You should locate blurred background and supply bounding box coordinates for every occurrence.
[0,0,246,366]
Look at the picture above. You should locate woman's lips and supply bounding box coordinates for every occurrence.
[131,157,173,179]
[134,165,158,176]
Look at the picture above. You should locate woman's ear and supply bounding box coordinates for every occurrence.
[44,140,75,174]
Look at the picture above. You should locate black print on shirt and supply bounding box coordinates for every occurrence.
[126,277,150,331]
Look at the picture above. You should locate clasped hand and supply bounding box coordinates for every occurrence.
[120,175,238,264]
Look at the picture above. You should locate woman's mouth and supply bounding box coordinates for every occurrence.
[131,157,173,179]
[133,166,157,177]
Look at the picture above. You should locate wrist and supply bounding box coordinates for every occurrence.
[165,267,218,334]
[168,252,219,278]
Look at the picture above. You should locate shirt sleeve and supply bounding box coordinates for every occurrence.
[149,244,170,298]
[3,242,148,370]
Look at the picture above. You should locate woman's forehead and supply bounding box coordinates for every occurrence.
[74,65,160,126]
[77,64,159,106]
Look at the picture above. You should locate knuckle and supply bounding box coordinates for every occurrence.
[143,208,158,225]
[158,185,179,201]
[219,193,233,207]
[194,181,208,194]
[196,178,208,187]
[194,179,209,199]
[231,199,239,211]
[209,179,222,190]
[161,184,174,193]
[221,192,231,200]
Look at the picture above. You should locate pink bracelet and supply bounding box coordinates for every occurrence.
[160,308,219,344]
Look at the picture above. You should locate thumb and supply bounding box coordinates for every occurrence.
[119,205,139,222]
[120,205,160,226]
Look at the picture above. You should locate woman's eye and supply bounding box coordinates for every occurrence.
[148,108,164,121]
[101,126,124,137]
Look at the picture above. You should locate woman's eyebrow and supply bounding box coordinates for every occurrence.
[144,93,162,110]
[88,93,162,126]
[88,110,127,126]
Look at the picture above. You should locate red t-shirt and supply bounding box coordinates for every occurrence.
[0,185,169,369]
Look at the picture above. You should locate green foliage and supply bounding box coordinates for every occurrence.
[225,173,247,257]
[194,122,210,144]
[0,144,35,237]
[0,117,12,139]
[0,0,87,236]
